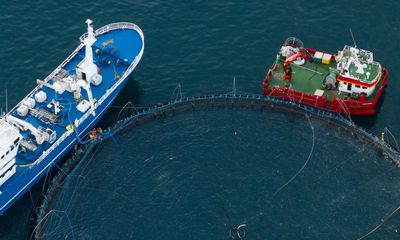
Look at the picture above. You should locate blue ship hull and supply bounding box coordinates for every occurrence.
[0,22,144,215]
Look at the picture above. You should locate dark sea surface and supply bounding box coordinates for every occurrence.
[37,108,400,239]
[0,0,400,239]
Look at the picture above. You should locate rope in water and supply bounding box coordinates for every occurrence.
[32,92,400,239]
[270,114,315,199]
[358,205,400,239]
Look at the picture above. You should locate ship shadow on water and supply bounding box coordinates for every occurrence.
[31,99,400,240]
[0,161,66,240]
[19,76,143,240]
[97,75,144,128]
[352,90,387,130]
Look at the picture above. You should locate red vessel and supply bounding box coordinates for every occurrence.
[262,37,388,115]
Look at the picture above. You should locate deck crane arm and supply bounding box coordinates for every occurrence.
[77,80,96,116]
[5,115,51,145]
[283,48,313,80]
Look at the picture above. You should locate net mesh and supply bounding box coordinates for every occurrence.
[33,94,400,239]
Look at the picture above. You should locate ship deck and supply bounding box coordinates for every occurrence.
[267,60,383,101]
[15,27,143,165]
[0,23,144,215]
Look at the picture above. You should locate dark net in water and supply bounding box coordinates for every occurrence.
[34,97,400,239]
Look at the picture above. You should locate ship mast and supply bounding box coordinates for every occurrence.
[83,19,97,78]
[75,19,102,116]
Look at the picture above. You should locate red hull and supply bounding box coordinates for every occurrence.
[262,67,388,116]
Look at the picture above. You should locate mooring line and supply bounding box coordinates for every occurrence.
[270,114,315,199]
[358,205,400,240]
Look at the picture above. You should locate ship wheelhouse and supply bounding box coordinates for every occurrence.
[336,45,382,97]
[0,119,22,186]
[263,37,388,115]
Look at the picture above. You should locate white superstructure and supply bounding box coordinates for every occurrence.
[5,115,55,145]
[0,119,22,186]
[0,19,144,215]
[75,19,103,116]
[335,45,382,97]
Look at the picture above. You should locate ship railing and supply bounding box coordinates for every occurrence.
[11,22,143,115]
[20,53,140,168]
[80,22,143,42]
[14,46,85,168]
[19,130,72,168]
[45,45,83,83]
[91,24,144,108]
[17,22,144,168]
[21,86,123,168]
[7,44,83,115]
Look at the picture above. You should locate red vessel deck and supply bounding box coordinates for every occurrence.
[262,48,388,116]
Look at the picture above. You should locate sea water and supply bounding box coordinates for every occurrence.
[0,0,400,239]
[38,107,400,239]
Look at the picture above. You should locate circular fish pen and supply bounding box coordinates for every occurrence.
[32,94,400,239]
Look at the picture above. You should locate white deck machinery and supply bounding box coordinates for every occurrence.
[0,19,103,186]
[0,114,57,187]
[36,19,102,117]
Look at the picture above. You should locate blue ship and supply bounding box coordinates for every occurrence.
[0,20,144,215]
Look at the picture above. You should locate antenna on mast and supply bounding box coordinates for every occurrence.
[349,28,357,48]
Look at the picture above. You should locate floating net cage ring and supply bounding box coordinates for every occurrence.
[32,93,400,239]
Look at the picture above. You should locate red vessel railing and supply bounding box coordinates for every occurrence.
[263,65,388,115]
